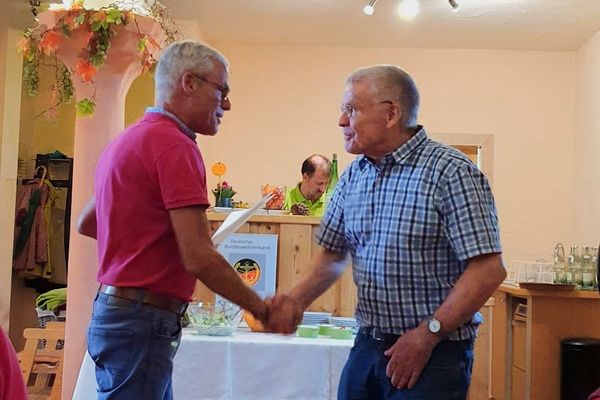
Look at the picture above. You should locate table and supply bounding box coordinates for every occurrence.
[173,328,353,400]
[74,327,353,400]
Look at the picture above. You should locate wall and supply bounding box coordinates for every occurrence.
[197,44,575,261]
[0,24,24,332]
[574,31,600,246]
[0,16,10,331]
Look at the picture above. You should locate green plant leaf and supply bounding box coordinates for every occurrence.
[106,9,123,24]
[73,13,86,27]
[91,21,102,32]
[137,37,148,52]
[76,98,96,117]
[61,23,70,36]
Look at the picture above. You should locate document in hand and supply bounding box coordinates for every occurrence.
[211,194,273,246]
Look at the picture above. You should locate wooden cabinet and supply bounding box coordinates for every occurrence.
[467,297,495,400]
[511,366,526,400]
[489,285,600,400]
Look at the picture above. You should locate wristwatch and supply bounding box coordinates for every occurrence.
[427,316,442,335]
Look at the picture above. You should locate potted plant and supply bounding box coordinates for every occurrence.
[212,181,236,208]
[210,162,236,207]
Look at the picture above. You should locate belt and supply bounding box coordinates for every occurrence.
[358,327,401,342]
[98,284,188,316]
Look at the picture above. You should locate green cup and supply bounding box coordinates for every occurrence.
[297,325,319,338]
[330,326,354,340]
[318,324,333,336]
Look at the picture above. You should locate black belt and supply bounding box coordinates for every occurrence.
[358,327,401,342]
[98,284,188,316]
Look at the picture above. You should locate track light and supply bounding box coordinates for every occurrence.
[363,0,377,16]
[449,0,461,12]
[398,0,419,19]
[29,0,40,17]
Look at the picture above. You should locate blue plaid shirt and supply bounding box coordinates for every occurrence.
[316,127,502,341]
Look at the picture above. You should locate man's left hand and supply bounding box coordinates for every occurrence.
[383,324,441,389]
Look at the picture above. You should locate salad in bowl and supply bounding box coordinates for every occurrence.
[187,301,242,336]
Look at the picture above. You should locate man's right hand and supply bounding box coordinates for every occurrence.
[265,293,303,334]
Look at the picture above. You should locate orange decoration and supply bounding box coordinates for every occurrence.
[244,311,265,332]
[89,10,107,24]
[40,30,63,56]
[211,162,227,177]
[75,59,97,82]
[17,38,30,55]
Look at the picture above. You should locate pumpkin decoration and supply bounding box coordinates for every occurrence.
[211,162,227,177]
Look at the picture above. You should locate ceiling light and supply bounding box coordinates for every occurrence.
[398,0,419,19]
[449,0,461,12]
[363,0,377,16]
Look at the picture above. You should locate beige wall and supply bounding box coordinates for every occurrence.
[197,44,576,261]
[574,31,600,246]
[0,17,10,331]
[1,25,25,331]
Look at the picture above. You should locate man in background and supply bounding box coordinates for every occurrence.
[284,154,331,216]
[269,65,506,399]
[77,40,275,399]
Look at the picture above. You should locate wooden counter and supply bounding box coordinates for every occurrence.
[490,284,600,400]
[193,213,357,316]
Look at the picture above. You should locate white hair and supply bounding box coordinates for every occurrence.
[155,40,229,104]
[346,65,420,128]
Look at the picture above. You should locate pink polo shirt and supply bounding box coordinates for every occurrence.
[95,111,210,301]
[0,327,27,400]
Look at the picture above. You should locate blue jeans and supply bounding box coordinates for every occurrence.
[338,332,474,400]
[87,293,183,400]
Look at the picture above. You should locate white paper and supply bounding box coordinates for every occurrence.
[211,194,273,246]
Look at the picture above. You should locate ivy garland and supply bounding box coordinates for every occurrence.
[19,0,180,119]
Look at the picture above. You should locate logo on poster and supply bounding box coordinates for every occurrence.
[233,258,261,286]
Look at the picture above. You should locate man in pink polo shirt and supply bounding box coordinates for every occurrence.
[77,40,280,399]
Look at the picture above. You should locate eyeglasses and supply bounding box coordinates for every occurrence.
[340,100,394,118]
[190,72,230,102]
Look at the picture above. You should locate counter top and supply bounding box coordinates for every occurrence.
[207,211,321,225]
[499,283,599,299]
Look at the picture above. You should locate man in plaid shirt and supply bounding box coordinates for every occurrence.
[269,65,506,399]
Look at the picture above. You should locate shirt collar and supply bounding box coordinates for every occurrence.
[358,125,428,171]
[146,107,196,140]
[294,183,323,206]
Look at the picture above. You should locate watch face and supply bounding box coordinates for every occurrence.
[429,318,441,333]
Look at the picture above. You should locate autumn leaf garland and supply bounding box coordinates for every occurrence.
[19,4,175,118]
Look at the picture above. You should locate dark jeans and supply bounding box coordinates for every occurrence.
[87,293,183,400]
[338,332,474,400]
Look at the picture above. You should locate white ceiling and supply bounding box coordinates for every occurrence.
[7,0,600,51]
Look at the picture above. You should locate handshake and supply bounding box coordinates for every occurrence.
[255,293,305,334]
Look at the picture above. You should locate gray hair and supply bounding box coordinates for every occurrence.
[346,65,420,128]
[155,40,229,104]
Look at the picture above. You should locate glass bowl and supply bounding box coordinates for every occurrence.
[187,301,242,336]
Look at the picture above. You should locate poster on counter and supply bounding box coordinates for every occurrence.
[217,233,278,299]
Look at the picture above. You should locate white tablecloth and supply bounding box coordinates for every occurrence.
[173,328,353,400]
[74,327,353,400]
